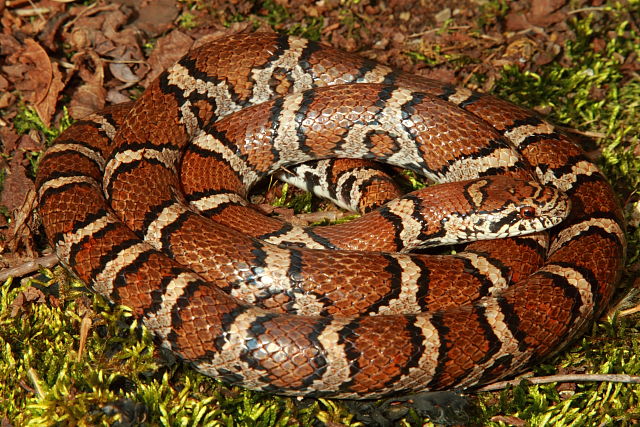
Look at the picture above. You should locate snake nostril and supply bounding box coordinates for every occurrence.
[519,206,536,219]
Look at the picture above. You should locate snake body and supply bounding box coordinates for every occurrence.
[36,33,625,399]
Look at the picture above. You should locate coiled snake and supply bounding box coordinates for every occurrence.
[36,33,626,399]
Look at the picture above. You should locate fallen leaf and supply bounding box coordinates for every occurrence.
[69,51,106,119]
[106,89,131,104]
[0,34,21,55]
[21,40,52,106]
[63,3,121,51]
[10,286,47,318]
[0,135,39,218]
[38,9,71,51]
[505,11,531,31]
[0,127,20,154]
[70,82,106,119]
[0,91,15,109]
[133,0,179,37]
[109,62,140,85]
[0,74,9,92]
[141,30,193,87]
[6,39,64,126]
[36,61,65,127]
[529,0,567,26]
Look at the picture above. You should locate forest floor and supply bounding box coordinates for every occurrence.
[1,0,639,425]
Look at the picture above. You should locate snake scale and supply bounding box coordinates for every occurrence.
[36,33,626,399]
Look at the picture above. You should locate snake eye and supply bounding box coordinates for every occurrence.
[519,206,536,219]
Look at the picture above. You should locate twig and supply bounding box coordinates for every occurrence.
[408,25,471,38]
[13,6,48,17]
[294,211,351,223]
[77,315,92,362]
[24,0,46,20]
[462,52,495,86]
[620,304,640,317]
[0,253,58,282]
[478,373,640,392]
[565,128,608,139]
[6,0,31,7]
[27,368,44,398]
[568,7,611,15]
[103,59,147,64]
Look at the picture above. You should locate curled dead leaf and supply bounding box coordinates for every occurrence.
[70,83,106,119]
[141,30,193,87]
[10,286,47,318]
[8,39,64,126]
[134,0,179,37]
[109,62,140,86]
[69,50,106,119]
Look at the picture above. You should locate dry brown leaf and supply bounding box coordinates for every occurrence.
[36,61,65,127]
[0,34,21,55]
[505,10,532,31]
[14,39,51,103]
[106,89,131,104]
[134,0,179,37]
[69,82,106,119]
[0,91,15,110]
[101,7,130,39]
[0,135,39,218]
[529,0,567,26]
[141,30,193,87]
[0,127,20,154]
[506,0,568,30]
[10,286,47,318]
[63,3,120,51]
[68,50,106,119]
[109,62,140,85]
[6,39,64,126]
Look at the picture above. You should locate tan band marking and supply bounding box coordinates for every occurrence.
[104,147,180,192]
[38,175,101,200]
[93,242,152,295]
[43,143,106,170]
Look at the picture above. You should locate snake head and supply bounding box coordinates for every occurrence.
[398,175,571,249]
[445,175,571,243]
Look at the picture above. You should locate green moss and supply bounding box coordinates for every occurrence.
[288,16,324,41]
[261,0,290,29]
[260,0,324,41]
[477,316,640,425]
[13,105,72,143]
[0,273,328,425]
[490,2,640,270]
[473,5,640,425]
[494,14,638,133]
[405,44,479,69]
[477,0,509,28]
[11,105,73,179]
[177,12,198,30]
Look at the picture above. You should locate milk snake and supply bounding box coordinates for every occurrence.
[36,33,626,399]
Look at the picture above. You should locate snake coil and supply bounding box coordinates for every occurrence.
[36,33,625,399]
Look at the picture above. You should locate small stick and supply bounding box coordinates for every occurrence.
[478,373,640,392]
[77,315,93,362]
[0,254,58,282]
[27,368,44,398]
